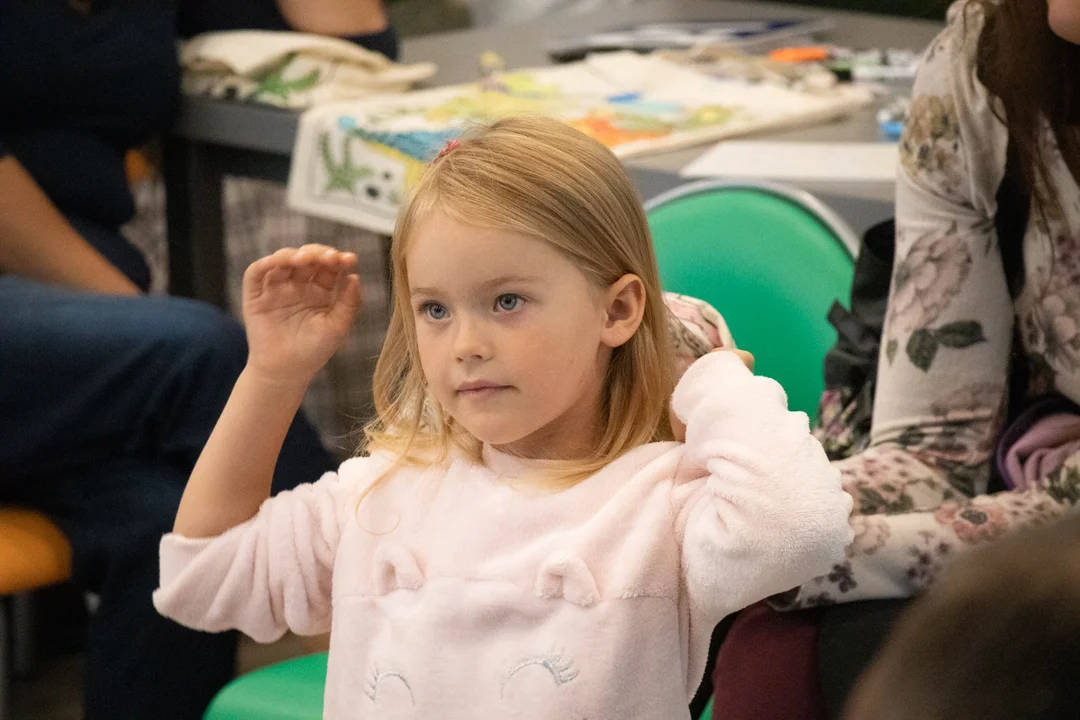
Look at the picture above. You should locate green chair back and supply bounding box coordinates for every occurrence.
[646,180,857,418]
[204,653,327,720]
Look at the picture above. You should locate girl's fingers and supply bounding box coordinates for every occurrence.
[669,406,687,444]
[341,274,362,311]
[311,250,357,289]
[329,274,363,325]
[248,247,357,295]
[311,265,338,291]
[290,249,320,282]
[297,243,336,256]
[263,263,293,290]
[258,248,297,285]
[709,347,755,371]
[731,349,755,371]
[270,247,297,263]
[297,261,321,284]
[243,255,275,290]
[335,250,358,271]
[312,260,346,291]
[266,248,321,286]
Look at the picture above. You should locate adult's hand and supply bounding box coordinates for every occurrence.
[274,0,388,37]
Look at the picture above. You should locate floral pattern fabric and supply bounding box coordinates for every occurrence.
[665,292,737,377]
[778,2,1080,609]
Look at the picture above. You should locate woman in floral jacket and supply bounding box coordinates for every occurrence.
[711,1,1080,716]
[802,0,1080,609]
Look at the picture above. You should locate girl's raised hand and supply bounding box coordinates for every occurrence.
[242,245,362,387]
[670,348,755,443]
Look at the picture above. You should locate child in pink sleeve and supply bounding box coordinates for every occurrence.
[154,117,853,719]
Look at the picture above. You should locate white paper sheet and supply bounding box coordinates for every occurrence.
[680,141,899,182]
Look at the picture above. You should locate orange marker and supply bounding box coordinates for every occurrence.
[769,46,830,63]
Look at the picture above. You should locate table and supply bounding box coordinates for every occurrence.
[164,0,943,307]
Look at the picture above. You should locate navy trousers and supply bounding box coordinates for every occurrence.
[0,274,337,719]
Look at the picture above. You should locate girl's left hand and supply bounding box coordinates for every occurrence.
[670,348,754,443]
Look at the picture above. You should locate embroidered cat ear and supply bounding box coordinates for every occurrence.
[535,552,599,607]
[372,543,424,595]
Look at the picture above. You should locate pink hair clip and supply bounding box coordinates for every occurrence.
[434,139,460,162]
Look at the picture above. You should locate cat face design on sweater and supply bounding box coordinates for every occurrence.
[365,651,587,719]
[365,651,581,699]
[363,543,596,717]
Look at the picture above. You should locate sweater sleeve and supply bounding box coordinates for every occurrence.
[675,352,854,623]
[153,455,382,642]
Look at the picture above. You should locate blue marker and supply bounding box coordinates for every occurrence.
[879,119,904,141]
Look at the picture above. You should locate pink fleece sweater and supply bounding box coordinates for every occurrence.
[154,352,853,719]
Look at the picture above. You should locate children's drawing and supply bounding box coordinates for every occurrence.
[288,53,871,233]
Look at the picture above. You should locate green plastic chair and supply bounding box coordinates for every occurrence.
[646,179,857,418]
[204,652,327,720]
[205,651,716,719]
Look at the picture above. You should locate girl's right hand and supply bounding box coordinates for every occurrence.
[670,348,754,443]
[242,245,362,387]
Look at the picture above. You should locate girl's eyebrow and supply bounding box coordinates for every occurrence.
[409,275,543,297]
[478,274,544,290]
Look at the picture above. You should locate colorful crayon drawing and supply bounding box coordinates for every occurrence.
[289,53,870,233]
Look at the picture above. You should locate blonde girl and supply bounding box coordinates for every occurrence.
[154,116,852,719]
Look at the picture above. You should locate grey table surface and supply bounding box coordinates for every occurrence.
[405,0,943,206]
[166,1,944,304]
[175,2,943,148]
[172,0,943,203]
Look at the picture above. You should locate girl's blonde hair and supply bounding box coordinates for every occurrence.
[363,116,674,488]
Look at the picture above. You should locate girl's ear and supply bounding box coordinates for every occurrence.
[599,274,646,349]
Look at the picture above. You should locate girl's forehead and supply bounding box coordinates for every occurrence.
[407,215,569,281]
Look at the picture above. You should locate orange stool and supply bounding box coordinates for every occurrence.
[0,508,72,720]
[125,148,156,186]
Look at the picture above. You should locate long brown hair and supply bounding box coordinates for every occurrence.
[362,116,675,492]
[975,0,1080,206]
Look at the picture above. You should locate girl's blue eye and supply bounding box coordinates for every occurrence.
[423,303,448,320]
[495,294,521,312]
